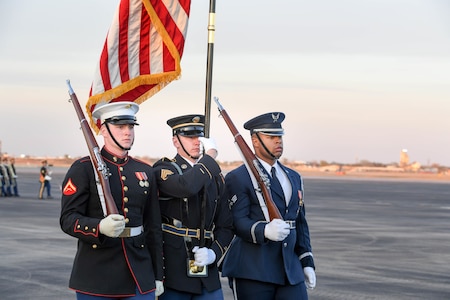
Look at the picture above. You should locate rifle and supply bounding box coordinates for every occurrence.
[66,80,119,215]
[214,97,282,221]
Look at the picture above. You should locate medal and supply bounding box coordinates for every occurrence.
[135,172,149,188]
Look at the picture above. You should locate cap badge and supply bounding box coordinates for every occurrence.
[192,116,201,123]
[272,113,280,123]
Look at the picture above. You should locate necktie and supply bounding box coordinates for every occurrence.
[271,167,285,200]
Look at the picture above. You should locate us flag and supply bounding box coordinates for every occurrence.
[86,0,192,132]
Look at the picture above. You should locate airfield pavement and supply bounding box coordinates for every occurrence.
[0,167,449,299]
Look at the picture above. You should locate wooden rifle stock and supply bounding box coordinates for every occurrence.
[66,80,118,215]
[214,97,282,220]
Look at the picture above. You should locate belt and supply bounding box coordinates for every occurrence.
[162,223,213,239]
[119,226,143,238]
[285,220,296,229]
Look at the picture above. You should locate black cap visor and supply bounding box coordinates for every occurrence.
[174,125,204,137]
[105,115,139,126]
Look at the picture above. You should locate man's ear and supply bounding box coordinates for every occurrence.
[251,134,259,146]
[99,124,107,136]
[172,135,179,147]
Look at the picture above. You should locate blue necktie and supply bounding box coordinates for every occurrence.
[271,167,285,200]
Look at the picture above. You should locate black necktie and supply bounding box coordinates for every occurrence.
[271,167,284,200]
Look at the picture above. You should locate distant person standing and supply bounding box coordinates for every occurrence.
[0,165,2,197]
[8,157,20,197]
[0,157,11,197]
[38,160,52,199]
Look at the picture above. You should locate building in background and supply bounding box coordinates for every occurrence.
[400,149,409,167]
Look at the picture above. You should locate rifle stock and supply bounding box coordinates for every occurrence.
[214,97,282,220]
[66,80,118,215]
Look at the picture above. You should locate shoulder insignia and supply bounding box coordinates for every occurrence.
[63,178,77,196]
[161,157,175,162]
[161,169,174,181]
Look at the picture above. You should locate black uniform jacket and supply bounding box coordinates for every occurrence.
[153,154,234,294]
[60,148,164,297]
[222,162,315,285]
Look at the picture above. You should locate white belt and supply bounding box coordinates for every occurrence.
[119,226,143,238]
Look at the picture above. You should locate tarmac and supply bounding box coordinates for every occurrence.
[1,167,449,299]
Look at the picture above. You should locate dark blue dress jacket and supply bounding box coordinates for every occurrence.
[222,162,314,285]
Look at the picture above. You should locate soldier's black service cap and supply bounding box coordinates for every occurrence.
[167,114,205,137]
[244,112,285,136]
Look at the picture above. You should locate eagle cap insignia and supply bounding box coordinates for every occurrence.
[272,113,280,123]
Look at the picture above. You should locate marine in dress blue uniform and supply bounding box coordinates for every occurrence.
[222,112,316,300]
[153,115,234,300]
[60,102,164,299]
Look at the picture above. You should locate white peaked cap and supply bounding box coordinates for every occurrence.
[92,102,139,125]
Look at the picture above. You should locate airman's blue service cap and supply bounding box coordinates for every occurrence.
[244,112,285,136]
[167,114,205,137]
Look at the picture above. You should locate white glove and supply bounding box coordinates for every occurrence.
[264,218,290,241]
[192,246,216,267]
[303,267,316,289]
[199,137,218,158]
[155,280,164,297]
[99,214,125,237]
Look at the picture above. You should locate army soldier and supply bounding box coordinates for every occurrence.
[60,102,164,299]
[222,112,316,300]
[153,114,234,299]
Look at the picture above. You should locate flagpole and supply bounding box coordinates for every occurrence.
[203,0,216,138]
[200,0,216,253]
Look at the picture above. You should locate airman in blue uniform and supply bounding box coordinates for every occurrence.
[222,112,316,300]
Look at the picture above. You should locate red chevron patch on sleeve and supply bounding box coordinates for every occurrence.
[63,178,77,196]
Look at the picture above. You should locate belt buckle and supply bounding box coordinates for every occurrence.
[119,228,131,238]
[286,220,296,229]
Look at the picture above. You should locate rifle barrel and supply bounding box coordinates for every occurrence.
[214,98,282,220]
[66,80,118,215]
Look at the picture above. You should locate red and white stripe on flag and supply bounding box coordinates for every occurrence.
[86,0,191,133]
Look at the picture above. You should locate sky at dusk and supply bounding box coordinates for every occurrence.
[1,0,450,166]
